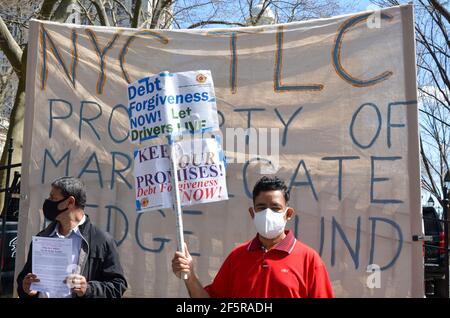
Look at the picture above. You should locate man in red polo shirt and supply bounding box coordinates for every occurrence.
[172,176,334,298]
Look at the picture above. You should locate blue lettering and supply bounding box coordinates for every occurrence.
[331,216,361,269]
[349,103,382,149]
[370,156,403,204]
[41,149,71,184]
[106,205,129,246]
[78,152,104,188]
[289,160,318,202]
[135,210,170,253]
[79,101,102,140]
[49,99,73,138]
[275,106,303,146]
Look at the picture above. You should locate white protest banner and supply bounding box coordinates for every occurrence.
[18,5,422,297]
[127,71,219,143]
[134,138,228,212]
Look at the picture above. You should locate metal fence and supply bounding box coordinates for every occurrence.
[0,138,21,296]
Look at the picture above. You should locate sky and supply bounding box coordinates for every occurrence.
[340,0,380,14]
[353,0,375,10]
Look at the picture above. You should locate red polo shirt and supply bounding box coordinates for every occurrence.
[204,230,334,298]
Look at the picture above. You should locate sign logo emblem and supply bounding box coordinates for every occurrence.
[141,197,149,208]
[196,73,207,83]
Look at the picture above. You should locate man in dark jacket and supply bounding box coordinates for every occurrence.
[17,177,127,298]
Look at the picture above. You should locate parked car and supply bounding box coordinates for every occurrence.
[423,206,447,297]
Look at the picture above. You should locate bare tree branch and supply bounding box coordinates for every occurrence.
[419,29,450,85]
[253,0,271,25]
[419,109,450,128]
[420,136,441,199]
[422,178,434,195]
[188,20,246,29]
[172,1,216,17]
[77,0,95,25]
[131,0,142,28]
[416,37,450,59]
[429,0,450,25]
[109,1,118,26]
[0,67,14,105]
[419,0,450,50]
[162,7,181,29]
[37,0,59,20]
[150,0,172,29]
[0,15,22,75]
[113,0,133,19]
[418,83,450,112]
[91,0,110,26]
[52,0,77,23]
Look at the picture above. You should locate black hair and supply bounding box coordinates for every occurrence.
[252,176,290,203]
[51,176,86,209]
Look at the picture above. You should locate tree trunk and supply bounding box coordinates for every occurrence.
[131,0,142,28]
[0,15,22,75]
[0,0,61,216]
[0,47,26,215]
[52,0,77,23]
[92,0,110,26]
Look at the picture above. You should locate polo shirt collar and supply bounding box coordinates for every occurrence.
[51,214,86,238]
[247,230,296,254]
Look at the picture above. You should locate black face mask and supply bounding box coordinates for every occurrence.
[42,197,69,221]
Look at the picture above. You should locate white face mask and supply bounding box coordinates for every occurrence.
[253,208,288,239]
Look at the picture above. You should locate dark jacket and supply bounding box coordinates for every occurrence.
[17,215,127,298]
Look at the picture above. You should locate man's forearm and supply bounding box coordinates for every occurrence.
[184,273,210,298]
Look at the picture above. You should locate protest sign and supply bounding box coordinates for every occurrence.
[127,71,219,143]
[134,138,228,212]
